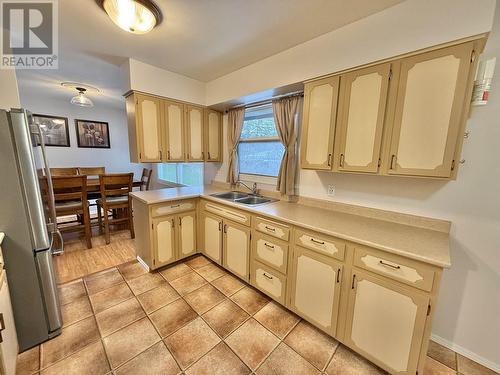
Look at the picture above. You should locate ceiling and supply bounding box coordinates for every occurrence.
[17,0,403,108]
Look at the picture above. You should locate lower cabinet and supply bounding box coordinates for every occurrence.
[152,211,196,268]
[344,270,430,374]
[289,246,343,336]
[200,211,250,281]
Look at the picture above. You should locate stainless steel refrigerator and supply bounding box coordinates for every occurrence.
[0,108,63,351]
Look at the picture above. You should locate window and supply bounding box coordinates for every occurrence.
[158,163,204,186]
[238,105,284,177]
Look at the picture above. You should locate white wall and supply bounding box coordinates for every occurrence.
[17,87,146,179]
[206,0,496,106]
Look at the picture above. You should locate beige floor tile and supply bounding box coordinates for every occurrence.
[256,343,321,375]
[325,345,385,375]
[254,302,300,339]
[202,299,249,338]
[40,341,110,375]
[185,342,251,375]
[117,261,148,281]
[169,271,207,296]
[137,284,180,314]
[184,283,226,314]
[61,295,93,327]
[149,298,198,337]
[230,287,270,315]
[115,341,181,375]
[102,317,160,369]
[95,298,145,337]
[225,318,280,370]
[195,263,227,282]
[284,321,338,371]
[185,255,212,269]
[457,354,497,375]
[424,356,457,375]
[84,268,124,295]
[127,272,166,295]
[211,274,245,296]
[428,341,457,370]
[41,316,100,368]
[164,318,220,369]
[16,346,40,375]
[58,280,86,305]
[159,263,193,282]
[88,282,134,314]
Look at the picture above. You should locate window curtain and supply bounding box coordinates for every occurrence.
[226,107,245,185]
[273,96,301,196]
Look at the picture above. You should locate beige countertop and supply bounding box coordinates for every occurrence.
[130,186,451,268]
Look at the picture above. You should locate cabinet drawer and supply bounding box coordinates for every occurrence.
[203,201,251,226]
[251,261,286,304]
[294,229,345,260]
[254,217,290,241]
[353,246,436,292]
[151,200,195,217]
[252,232,289,274]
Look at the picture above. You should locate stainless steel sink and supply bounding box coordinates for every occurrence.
[235,196,273,205]
[211,191,250,200]
[210,191,276,206]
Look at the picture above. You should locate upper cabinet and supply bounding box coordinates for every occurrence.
[300,40,480,179]
[385,42,474,178]
[334,63,391,173]
[301,76,340,170]
[125,91,223,164]
[205,109,223,162]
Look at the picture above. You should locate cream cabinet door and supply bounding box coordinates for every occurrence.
[334,63,391,173]
[178,211,196,259]
[186,105,204,161]
[290,246,342,335]
[387,42,474,177]
[345,270,429,374]
[136,94,162,162]
[152,215,176,267]
[164,100,185,161]
[300,76,340,170]
[223,220,250,281]
[0,281,18,375]
[201,212,222,264]
[204,109,222,162]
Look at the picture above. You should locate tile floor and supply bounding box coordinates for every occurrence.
[16,255,498,375]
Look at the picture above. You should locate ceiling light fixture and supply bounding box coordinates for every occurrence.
[96,0,162,34]
[71,87,94,107]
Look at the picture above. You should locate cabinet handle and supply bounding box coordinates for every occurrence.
[223,224,228,233]
[263,272,273,280]
[178,217,182,226]
[351,274,356,289]
[207,151,211,160]
[340,153,345,168]
[390,155,396,170]
[171,219,175,228]
[379,260,401,270]
[336,268,341,283]
[264,225,276,232]
[264,242,275,249]
[0,313,4,331]
[310,238,325,245]
[167,150,171,160]
[327,153,332,167]
[171,204,180,209]
[202,151,204,159]
[159,150,162,160]
[218,222,222,231]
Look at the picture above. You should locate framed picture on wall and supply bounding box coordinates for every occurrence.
[33,114,70,147]
[74,119,111,148]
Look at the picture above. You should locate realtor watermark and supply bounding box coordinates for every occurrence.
[1,0,58,69]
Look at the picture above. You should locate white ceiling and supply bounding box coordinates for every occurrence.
[17,0,403,108]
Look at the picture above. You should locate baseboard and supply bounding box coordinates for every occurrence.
[431,334,500,373]
[136,256,150,272]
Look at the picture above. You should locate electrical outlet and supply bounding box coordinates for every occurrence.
[327,185,335,196]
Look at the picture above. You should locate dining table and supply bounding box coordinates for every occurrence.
[86,178,142,192]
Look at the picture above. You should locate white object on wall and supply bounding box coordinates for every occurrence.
[471,57,496,106]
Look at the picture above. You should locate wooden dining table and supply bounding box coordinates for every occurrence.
[86,178,141,192]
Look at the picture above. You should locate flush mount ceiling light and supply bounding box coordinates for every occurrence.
[96,0,162,34]
[71,88,94,107]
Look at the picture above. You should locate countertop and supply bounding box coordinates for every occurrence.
[130,186,451,268]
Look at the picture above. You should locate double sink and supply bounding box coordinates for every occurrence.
[210,191,276,206]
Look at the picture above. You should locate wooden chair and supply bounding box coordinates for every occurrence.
[50,167,78,176]
[140,168,153,191]
[97,173,134,244]
[52,175,92,249]
[77,167,105,177]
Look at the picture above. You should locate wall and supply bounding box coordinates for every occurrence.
[17,86,146,178]
[206,0,496,106]
[0,70,20,110]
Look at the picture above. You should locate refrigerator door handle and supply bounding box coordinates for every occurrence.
[35,249,62,336]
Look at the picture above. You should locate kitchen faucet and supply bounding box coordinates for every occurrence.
[236,180,258,195]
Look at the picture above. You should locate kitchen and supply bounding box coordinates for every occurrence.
[0,0,499,374]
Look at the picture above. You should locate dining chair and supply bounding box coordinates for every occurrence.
[52,175,92,249]
[50,167,79,176]
[140,168,153,191]
[96,173,134,244]
[77,167,105,177]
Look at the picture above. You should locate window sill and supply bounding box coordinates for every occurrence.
[238,173,277,186]
[157,179,186,188]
